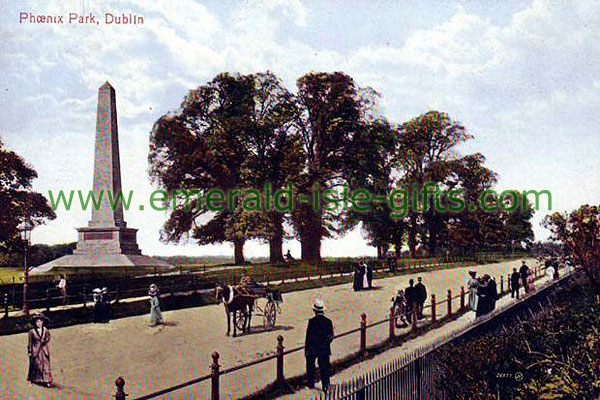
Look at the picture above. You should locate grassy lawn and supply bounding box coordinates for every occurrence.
[0,267,23,284]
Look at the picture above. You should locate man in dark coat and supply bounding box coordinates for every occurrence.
[305,299,334,392]
[488,276,498,311]
[519,261,530,293]
[387,252,396,273]
[414,277,427,319]
[510,268,521,299]
[404,279,416,323]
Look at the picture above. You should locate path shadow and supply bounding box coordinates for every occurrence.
[237,324,295,337]
[162,321,178,327]
[356,286,384,292]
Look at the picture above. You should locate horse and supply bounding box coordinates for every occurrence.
[215,283,255,337]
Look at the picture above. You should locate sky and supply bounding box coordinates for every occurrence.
[1,0,599,258]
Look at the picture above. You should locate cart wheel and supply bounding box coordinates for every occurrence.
[235,309,248,331]
[263,301,277,331]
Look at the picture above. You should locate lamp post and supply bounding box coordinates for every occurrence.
[17,220,33,317]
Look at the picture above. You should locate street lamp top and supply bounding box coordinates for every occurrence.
[17,220,33,242]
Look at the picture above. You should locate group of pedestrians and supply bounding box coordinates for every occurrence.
[25,282,165,389]
[352,259,374,291]
[389,277,427,325]
[467,271,498,318]
[509,260,537,299]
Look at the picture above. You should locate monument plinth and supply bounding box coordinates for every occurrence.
[34,82,172,274]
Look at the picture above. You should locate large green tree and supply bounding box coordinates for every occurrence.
[0,138,55,252]
[240,72,304,263]
[394,111,473,256]
[544,205,600,292]
[290,72,373,262]
[149,73,253,265]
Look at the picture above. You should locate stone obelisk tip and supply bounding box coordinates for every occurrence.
[101,81,114,90]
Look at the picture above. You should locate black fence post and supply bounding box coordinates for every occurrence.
[115,285,120,304]
[3,293,8,319]
[431,294,436,323]
[114,376,128,400]
[360,313,367,355]
[211,351,220,400]
[389,308,395,339]
[447,289,452,317]
[276,335,285,386]
[82,286,87,309]
[45,289,51,312]
[460,286,465,311]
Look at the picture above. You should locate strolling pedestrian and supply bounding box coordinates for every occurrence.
[565,259,572,275]
[101,287,111,323]
[57,275,67,305]
[475,276,490,318]
[390,289,408,327]
[526,270,536,293]
[546,263,556,280]
[148,284,164,327]
[404,279,416,323]
[360,260,369,290]
[92,288,103,323]
[467,271,479,311]
[27,313,53,388]
[510,268,521,299]
[414,277,427,319]
[488,276,498,311]
[519,261,530,293]
[353,263,363,291]
[366,262,373,289]
[387,252,396,273]
[305,299,334,392]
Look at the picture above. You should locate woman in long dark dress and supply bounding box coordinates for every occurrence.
[475,277,489,318]
[27,313,53,387]
[353,263,363,291]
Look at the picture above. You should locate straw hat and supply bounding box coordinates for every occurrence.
[313,298,325,313]
[148,284,159,296]
[30,312,50,325]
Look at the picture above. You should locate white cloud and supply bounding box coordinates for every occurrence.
[1,0,599,256]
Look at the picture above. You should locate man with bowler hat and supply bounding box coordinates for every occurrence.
[305,298,334,392]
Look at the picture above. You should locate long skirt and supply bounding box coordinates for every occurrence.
[28,351,52,384]
[468,289,478,311]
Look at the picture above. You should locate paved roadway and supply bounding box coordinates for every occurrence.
[0,258,539,399]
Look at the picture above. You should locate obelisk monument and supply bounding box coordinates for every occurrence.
[35,83,171,273]
[74,82,142,255]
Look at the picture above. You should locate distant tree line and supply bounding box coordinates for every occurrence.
[149,71,535,264]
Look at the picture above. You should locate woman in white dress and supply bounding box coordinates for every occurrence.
[467,271,479,311]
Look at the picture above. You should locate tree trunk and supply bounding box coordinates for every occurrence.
[233,238,245,265]
[269,213,284,263]
[408,212,417,258]
[301,234,321,262]
[298,204,323,262]
[395,235,403,258]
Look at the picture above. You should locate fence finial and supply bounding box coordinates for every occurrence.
[114,376,128,399]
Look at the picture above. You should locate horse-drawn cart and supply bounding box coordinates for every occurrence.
[215,283,283,336]
[235,288,283,332]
